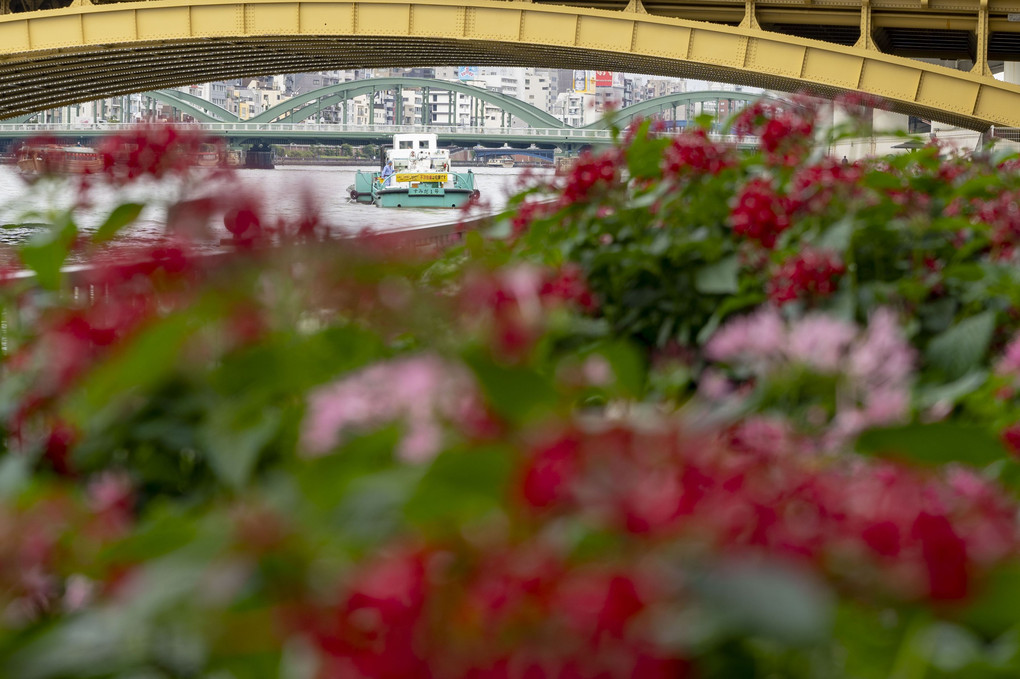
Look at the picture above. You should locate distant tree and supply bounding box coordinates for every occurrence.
[340,144,353,158]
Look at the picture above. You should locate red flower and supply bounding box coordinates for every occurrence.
[554,570,645,641]
[43,421,77,476]
[861,521,901,557]
[97,125,220,185]
[521,432,581,509]
[1000,423,1020,458]
[788,158,863,215]
[311,547,431,679]
[223,204,264,245]
[767,248,846,305]
[662,129,733,177]
[460,265,595,362]
[732,101,815,166]
[539,264,596,312]
[731,178,793,249]
[559,150,620,206]
[913,512,969,601]
[511,200,552,237]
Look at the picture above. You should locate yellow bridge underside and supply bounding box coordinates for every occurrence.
[2,0,1020,129]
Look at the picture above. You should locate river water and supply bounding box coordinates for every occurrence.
[0,164,550,250]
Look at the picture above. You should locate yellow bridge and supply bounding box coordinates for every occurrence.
[4,0,1020,129]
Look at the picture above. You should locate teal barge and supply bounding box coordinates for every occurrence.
[349,133,479,208]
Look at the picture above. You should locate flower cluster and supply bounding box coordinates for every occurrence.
[732,100,815,165]
[0,477,134,628]
[730,177,792,248]
[6,242,199,449]
[459,264,597,361]
[788,157,863,216]
[967,190,1020,256]
[284,415,1019,679]
[5,110,1020,678]
[516,420,1016,603]
[767,247,846,305]
[511,198,554,238]
[302,353,488,462]
[706,309,914,447]
[97,125,221,185]
[661,128,734,177]
[559,150,620,206]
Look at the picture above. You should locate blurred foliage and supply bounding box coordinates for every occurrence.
[0,107,1020,678]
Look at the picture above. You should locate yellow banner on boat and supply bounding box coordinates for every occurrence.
[395,173,448,183]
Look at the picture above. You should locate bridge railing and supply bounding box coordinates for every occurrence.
[0,122,755,146]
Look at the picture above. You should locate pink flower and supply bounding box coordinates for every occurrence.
[708,309,914,449]
[849,308,914,387]
[302,354,481,463]
[997,334,1020,375]
[705,308,786,363]
[788,314,857,372]
[697,368,732,400]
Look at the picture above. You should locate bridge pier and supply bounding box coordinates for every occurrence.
[244,144,275,169]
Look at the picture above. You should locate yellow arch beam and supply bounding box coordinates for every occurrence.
[1,0,1019,129]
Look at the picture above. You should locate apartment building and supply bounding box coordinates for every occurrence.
[522,71,552,118]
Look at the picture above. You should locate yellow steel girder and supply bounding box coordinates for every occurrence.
[1,0,1020,129]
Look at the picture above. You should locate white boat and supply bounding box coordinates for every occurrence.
[349,133,478,208]
[486,156,515,168]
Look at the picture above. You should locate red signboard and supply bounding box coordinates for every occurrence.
[594,71,613,87]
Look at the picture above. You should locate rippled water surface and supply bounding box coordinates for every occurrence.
[0,163,551,251]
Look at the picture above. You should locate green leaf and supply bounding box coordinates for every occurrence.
[463,353,559,424]
[856,422,1008,467]
[692,559,834,646]
[295,425,400,511]
[92,203,144,244]
[920,623,983,673]
[815,218,853,252]
[334,467,422,545]
[404,446,511,527]
[18,214,77,291]
[64,301,219,427]
[589,340,646,397]
[0,454,30,501]
[926,311,996,380]
[943,263,986,283]
[864,170,904,190]
[464,229,485,258]
[963,563,1020,636]
[916,370,989,410]
[625,121,670,180]
[695,256,740,295]
[200,402,281,489]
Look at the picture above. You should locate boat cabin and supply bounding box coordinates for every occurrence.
[384,133,451,173]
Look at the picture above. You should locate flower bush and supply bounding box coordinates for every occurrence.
[2,105,1020,678]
